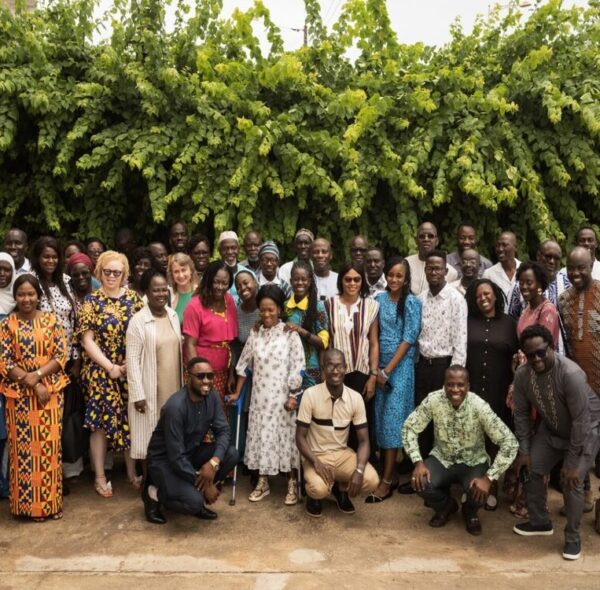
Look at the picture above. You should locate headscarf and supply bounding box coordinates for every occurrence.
[234,266,258,282]
[0,252,16,315]
[67,252,94,274]
[295,228,314,242]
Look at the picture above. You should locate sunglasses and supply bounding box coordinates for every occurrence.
[102,269,123,277]
[191,371,214,380]
[343,276,362,283]
[525,346,549,361]
[350,247,367,254]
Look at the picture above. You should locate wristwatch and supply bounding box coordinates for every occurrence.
[209,458,220,470]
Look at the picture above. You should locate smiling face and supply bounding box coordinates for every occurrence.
[311,239,332,273]
[291,266,311,300]
[0,260,13,289]
[365,249,384,282]
[171,261,193,288]
[100,259,125,291]
[342,268,362,298]
[576,228,597,258]
[235,271,257,303]
[457,225,476,252]
[169,223,189,253]
[243,232,261,262]
[294,234,313,261]
[69,262,92,295]
[444,369,469,409]
[322,350,346,388]
[149,243,168,272]
[259,297,280,328]
[518,268,541,303]
[190,241,210,273]
[475,282,497,317]
[39,246,59,278]
[417,223,439,258]
[259,252,279,281]
[537,241,562,280]
[4,230,27,267]
[522,335,553,374]
[566,247,593,291]
[211,268,231,301]
[424,255,447,290]
[15,280,39,315]
[146,274,169,311]
[386,262,406,295]
[133,256,153,284]
[495,232,516,263]
[87,241,105,265]
[219,239,239,267]
[188,360,215,397]
[349,236,368,266]
[460,249,480,279]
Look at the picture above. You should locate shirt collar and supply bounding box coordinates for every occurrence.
[427,283,451,299]
[287,295,308,310]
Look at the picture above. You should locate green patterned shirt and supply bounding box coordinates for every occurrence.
[402,390,518,481]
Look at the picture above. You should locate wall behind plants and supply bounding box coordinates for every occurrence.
[0,0,599,261]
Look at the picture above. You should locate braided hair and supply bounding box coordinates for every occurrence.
[383,256,411,320]
[291,260,319,333]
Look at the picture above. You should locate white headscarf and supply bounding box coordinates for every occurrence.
[0,252,16,316]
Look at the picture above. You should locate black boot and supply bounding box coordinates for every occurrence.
[142,485,166,524]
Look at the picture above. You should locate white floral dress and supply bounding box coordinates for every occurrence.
[236,322,305,475]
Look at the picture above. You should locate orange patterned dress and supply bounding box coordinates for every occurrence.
[0,312,68,518]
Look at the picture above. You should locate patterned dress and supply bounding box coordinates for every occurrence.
[374,292,421,449]
[284,296,329,389]
[77,289,143,452]
[236,322,305,475]
[0,313,68,517]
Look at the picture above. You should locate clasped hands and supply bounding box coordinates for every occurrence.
[194,462,219,504]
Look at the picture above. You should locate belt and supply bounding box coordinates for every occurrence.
[418,355,452,366]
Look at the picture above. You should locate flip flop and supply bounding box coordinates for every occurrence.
[94,479,113,498]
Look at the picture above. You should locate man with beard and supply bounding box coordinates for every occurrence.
[240,230,262,272]
[449,248,481,296]
[144,358,239,524]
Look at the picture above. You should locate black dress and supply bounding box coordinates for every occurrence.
[466,314,518,425]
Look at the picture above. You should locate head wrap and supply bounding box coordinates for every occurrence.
[67,252,94,274]
[0,252,16,315]
[295,228,314,242]
[234,266,258,282]
[218,231,239,246]
[258,241,280,260]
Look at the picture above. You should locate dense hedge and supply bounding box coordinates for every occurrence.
[0,0,599,259]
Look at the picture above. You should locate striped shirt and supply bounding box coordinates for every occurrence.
[297,383,367,454]
[325,295,379,374]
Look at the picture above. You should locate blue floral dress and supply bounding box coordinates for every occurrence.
[374,291,421,449]
[77,289,143,451]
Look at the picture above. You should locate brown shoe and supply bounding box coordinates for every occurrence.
[429,498,458,528]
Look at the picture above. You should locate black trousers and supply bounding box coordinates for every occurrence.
[415,356,451,457]
[149,443,238,515]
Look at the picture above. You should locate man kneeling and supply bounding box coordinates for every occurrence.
[296,349,379,518]
[143,357,239,524]
[402,365,518,535]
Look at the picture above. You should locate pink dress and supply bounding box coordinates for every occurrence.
[182,293,238,373]
[516,299,559,347]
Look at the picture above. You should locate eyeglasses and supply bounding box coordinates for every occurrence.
[343,276,362,283]
[102,269,123,277]
[525,346,549,361]
[191,371,214,380]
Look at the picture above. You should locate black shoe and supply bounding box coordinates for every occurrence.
[429,498,458,528]
[397,481,416,495]
[196,506,218,520]
[305,497,322,518]
[513,521,553,536]
[562,540,581,560]
[462,505,482,536]
[142,486,166,525]
[332,484,355,514]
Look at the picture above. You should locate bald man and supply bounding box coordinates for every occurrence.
[559,227,600,281]
[482,231,521,309]
[311,238,338,301]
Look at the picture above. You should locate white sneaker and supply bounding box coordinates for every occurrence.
[249,476,270,502]
[285,479,298,505]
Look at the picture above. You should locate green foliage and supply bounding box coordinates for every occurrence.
[0,0,599,260]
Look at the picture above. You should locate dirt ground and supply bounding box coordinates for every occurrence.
[1,470,600,590]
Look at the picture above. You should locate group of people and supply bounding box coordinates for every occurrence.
[0,221,599,562]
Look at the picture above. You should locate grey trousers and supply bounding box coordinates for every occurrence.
[525,426,600,544]
[419,456,488,515]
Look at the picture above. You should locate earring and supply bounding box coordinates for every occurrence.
[537,288,543,295]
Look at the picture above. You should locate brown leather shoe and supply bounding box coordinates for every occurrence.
[462,505,482,536]
[429,498,458,527]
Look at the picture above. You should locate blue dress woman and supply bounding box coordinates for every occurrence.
[367,256,421,503]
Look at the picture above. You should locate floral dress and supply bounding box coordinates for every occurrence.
[236,322,305,475]
[77,289,143,451]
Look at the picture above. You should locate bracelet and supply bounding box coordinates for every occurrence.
[380,369,388,379]
[355,467,364,475]
[369,370,377,377]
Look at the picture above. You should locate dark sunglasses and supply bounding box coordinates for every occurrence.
[350,247,367,254]
[525,346,549,361]
[102,269,123,277]
[191,371,214,380]
[343,276,362,283]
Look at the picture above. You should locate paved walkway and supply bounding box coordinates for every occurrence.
[1,472,600,589]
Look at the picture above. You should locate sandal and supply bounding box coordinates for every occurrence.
[94,479,113,498]
[32,516,47,523]
[128,475,143,490]
[51,511,63,520]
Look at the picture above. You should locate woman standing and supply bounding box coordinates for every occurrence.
[183,261,237,403]
[67,253,95,309]
[77,251,144,497]
[235,268,259,346]
[0,252,16,499]
[284,261,329,389]
[0,275,69,520]
[231,285,305,505]
[127,269,182,476]
[188,234,211,285]
[169,253,197,324]
[128,247,156,299]
[466,279,518,509]
[85,238,106,270]
[367,257,421,503]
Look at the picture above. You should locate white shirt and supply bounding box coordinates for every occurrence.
[406,254,459,295]
[449,279,467,296]
[482,259,521,309]
[14,257,31,277]
[315,272,338,301]
[559,259,600,281]
[367,274,387,298]
[418,283,468,366]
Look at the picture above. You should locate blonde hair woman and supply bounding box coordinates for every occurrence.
[77,250,144,497]
[169,252,197,324]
